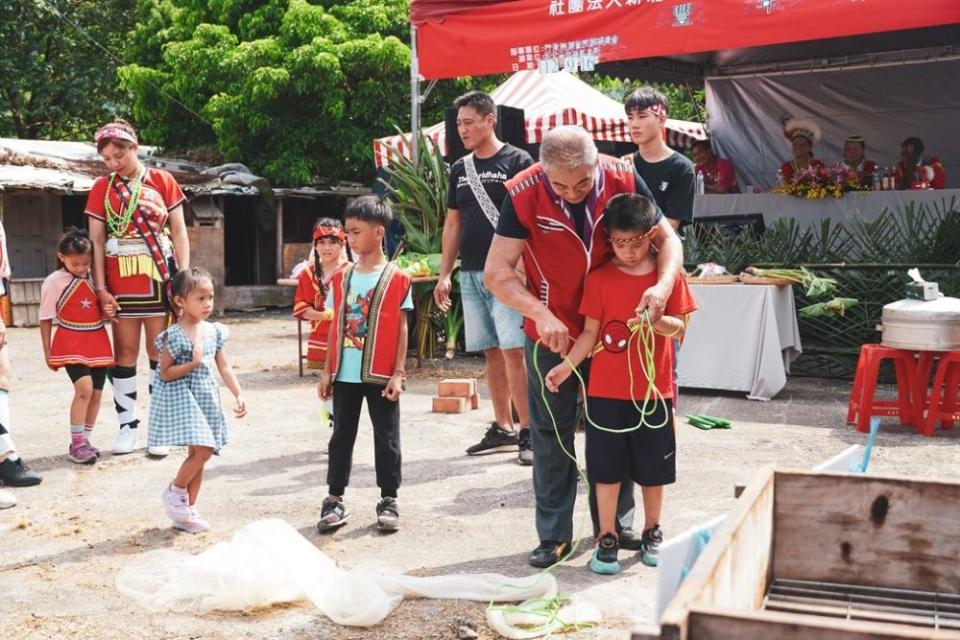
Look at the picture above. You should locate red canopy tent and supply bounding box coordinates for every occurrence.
[374,70,705,168]
[405,1,960,187]
[410,0,960,80]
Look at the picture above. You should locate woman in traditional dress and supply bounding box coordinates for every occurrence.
[838,135,877,185]
[778,117,825,184]
[86,119,190,456]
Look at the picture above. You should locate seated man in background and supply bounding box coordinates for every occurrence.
[691,139,739,194]
[896,137,946,190]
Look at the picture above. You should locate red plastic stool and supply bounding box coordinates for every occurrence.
[921,351,960,437]
[847,344,920,433]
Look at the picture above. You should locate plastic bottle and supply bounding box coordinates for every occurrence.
[695,171,705,195]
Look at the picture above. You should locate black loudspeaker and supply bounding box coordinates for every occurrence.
[496,105,526,149]
[443,105,527,163]
[444,107,466,162]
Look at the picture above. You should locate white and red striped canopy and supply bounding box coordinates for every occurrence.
[373,70,706,168]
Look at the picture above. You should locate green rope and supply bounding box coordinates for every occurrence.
[486,312,674,635]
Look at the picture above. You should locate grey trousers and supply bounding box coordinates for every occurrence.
[525,338,635,544]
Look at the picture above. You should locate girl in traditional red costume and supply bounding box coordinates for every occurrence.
[293,218,349,371]
[85,119,190,457]
[39,229,115,464]
[778,117,826,184]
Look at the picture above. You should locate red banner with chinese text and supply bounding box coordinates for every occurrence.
[413,0,960,79]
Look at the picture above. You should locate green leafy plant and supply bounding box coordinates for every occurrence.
[378,131,466,361]
[685,201,960,378]
[378,130,448,254]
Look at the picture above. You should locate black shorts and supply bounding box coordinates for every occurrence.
[65,365,108,390]
[585,396,676,487]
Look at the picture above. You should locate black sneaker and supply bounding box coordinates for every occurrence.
[618,527,644,551]
[589,533,620,575]
[517,429,533,466]
[0,458,42,487]
[316,496,350,533]
[466,423,519,456]
[376,496,399,532]
[640,525,663,567]
[528,540,569,568]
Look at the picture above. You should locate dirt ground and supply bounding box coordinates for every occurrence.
[2,312,958,640]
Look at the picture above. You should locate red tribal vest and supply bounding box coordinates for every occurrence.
[328,262,411,384]
[506,156,637,342]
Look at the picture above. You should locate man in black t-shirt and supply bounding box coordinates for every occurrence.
[624,87,696,566]
[626,87,695,234]
[434,91,535,465]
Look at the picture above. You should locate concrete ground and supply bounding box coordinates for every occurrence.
[1,312,958,640]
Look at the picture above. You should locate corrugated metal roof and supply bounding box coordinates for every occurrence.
[0,138,368,198]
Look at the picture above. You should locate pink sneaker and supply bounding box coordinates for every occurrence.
[68,441,98,464]
[173,508,210,534]
[162,484,192,522]
[84,437,100,457]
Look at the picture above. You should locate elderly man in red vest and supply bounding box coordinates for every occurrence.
[485,125,683,568]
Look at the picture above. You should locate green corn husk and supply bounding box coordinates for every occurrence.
[744,266,837,299]
[798,297,860,318]
[687,414,733,430]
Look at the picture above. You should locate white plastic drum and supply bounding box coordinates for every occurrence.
[880,296,960,351]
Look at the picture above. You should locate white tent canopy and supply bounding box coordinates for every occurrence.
[373,70,706,168]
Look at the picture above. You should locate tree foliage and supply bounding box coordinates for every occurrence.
[121,0,478,186]
[585,75,706,124]
[0,0,133,139]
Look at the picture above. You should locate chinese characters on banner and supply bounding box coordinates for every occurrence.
[548,0,662,15]
[510,36,619,73]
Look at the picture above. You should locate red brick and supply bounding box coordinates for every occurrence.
[432,396,468,413]
[470,393,479,410]
[438,378,477,398]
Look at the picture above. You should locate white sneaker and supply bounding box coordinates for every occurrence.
[173,507,210,534]
[0,489,16,509]
[147,446,170,457]
[112,425,139,454]
[161,484,192,522]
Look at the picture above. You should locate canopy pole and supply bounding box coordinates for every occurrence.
[410,24,421,164]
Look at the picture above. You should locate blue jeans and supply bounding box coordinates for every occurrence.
[459,270,525,352]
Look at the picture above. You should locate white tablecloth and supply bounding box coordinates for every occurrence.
[678,284,802,401]
[693,189,960,232]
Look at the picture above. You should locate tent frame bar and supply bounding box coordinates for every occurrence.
[410,24,421,162]
[707,45,959,80]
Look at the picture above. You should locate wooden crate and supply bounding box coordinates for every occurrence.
[638,470,960,640]
[9,278,44,327]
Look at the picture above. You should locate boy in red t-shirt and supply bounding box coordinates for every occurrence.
[545,193,697,575]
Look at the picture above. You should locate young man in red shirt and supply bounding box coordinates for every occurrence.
[545,193,696,573]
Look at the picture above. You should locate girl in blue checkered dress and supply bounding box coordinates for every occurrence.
[150,267,247,533]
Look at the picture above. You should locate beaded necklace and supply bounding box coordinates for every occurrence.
[104,164,146,239]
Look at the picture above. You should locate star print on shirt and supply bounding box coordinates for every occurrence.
[80,298,93,310]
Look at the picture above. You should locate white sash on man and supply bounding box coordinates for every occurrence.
[463,153,501,229]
